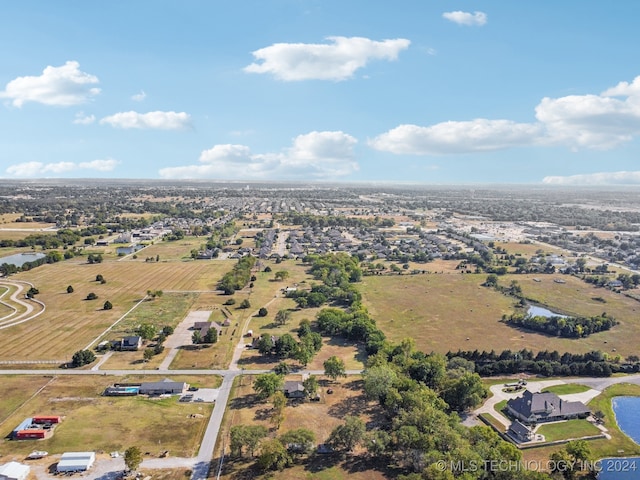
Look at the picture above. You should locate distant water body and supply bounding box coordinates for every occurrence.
[527,305,567,318]
[0,252,46,267]
[598,397,640,479]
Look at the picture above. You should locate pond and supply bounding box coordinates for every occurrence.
[0,252,46,267]
[598,397,640,479]
[116,245,145,255]
[527,305,568,318]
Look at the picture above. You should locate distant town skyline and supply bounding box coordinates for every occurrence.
[2,1,640,185]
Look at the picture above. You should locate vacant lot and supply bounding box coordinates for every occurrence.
[218,375,385,480]
[360,271,640,356]
[0,375,216,458]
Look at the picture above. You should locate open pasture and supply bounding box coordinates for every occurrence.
[120,236,207,261]
[0,374,214,458]
[0,260,230,361]
[360,271,640,357]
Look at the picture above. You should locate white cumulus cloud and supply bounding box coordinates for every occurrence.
[73,112,95,125]
[369,120,541,155]
[244,36,411,81]
[100,111,191,130]
[159,131,358,180]
[542,171,640,185]
[131,90,146,102]
[443,11,487,26]
[0,61,100,107]
[372,74,640,156]
[5,158,119,178]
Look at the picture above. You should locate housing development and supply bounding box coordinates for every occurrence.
[2,181,640,479]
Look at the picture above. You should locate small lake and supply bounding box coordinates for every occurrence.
[116,245,145,255]
[527,305,568,318]
[598,397,640,479]
[0,252,46,267]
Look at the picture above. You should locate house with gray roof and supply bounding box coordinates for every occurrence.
[506,389,590,424]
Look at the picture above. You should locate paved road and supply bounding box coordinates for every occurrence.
[0,278,45,329]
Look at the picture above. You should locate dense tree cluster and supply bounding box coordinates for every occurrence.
[280,212,394,228]
[219,256,257,294]
[445,348,634,377]
[316,307,386,355]
[71,349,96,367]
[503,312,618,338]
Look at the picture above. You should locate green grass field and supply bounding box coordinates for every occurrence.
[536,419,602,442]
[541,384,591,395]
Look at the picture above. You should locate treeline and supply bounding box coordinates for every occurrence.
[503,312,617,338]
[316,308,386,355]
[219,256,257,294]
[280,212,394,228]
[445,348,638,377]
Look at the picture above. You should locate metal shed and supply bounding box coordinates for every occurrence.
[56,452,95,472]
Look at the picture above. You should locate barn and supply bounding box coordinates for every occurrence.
[0,461,30,480]
[56,452,95,473]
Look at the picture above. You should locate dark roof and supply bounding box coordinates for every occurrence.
[509,420,532,437]
[284,381,304,394]
[122,336,141,346]
[507,390,590,420]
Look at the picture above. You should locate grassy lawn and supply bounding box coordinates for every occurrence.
[536,419,602,442]
[0,375,214,458]
[495,399,508,415]
[479,413,506,433]
[541,384,591,395]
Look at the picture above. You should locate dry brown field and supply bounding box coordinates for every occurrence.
[0,375,215,458]
[360,269,640,357]
[497,241,564,258]
[120,236,208,261]
[217,375,386,480]
[0,260,230,361]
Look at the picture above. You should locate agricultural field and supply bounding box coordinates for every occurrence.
[360,270,640,357]
[0,375,215,459]
[120,236,207,262]
[0,260,231,361]
[218,375,386,480]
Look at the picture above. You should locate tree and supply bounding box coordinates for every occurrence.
[253,373,284,400]
[192,330,202,345]
[279,428,315,457]
[264,266,272,273]
[66,285,74,294]
[274,270,290,281]
[258,307,268,317]
[442,371,488,412]
[274,309,291,326]
[86,292,98,300]
[257,439,292,471]
[162,325,174,336]
[124,446,142,472]
[327,416,365,452]
[103,300,113,310]
[302,375,319,398]
[240,299,251,309]
[256,333,275,355]
[137,323,156,340]
[230,424,268,457]
[271,391,287,429]
[143,348,154,362]
[363,365,397,403]
[324,356,346,382]
[95,274,104,282]
[203,327,218,344]
[71,349,96,367]
[273,361,290,375]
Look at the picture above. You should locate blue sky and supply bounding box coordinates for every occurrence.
[2,1,640,184]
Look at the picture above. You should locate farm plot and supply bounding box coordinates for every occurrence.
[0,261,231,361]
[0,375,213,458]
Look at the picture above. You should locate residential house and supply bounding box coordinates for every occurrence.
[506,390,590,424]
[119,336,142,351]
[139,379,188,395]
[283,381,306,399]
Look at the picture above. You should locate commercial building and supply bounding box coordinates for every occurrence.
[0,462,30,480]
[56,452,96,473]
